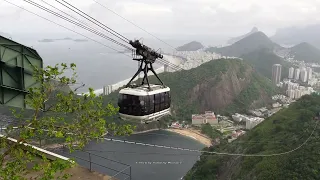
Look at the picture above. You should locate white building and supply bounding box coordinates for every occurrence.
[288,67,294,79]
[192,111,218,125]
[295,90,302,99]
[231,113,247,122]
[246,117,264,130]
[287,89,295,99]
[300,68,308,82]
[272,64,282,85]
[307,67,313,80]
[294,68,300,80]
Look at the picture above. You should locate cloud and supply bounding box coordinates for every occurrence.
[1,0,320,37]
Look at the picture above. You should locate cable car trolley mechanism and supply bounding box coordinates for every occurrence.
[118,40,171,123]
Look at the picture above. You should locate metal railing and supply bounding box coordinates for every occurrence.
[59,148,132,180]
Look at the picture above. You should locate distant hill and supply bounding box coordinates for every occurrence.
[185,94,320,180]
[103,59,278,122]
[38,38,88,43]
[288,42,320,63]
[241,48,290,80]
[207,32,281,57]
[271,24,320,48]
[227,27,259,45]
[176,41,204,51]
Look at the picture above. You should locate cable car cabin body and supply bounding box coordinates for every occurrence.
[118,84,171,123]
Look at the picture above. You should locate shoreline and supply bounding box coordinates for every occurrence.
[132,128,160,135]
[42,128,212,150]
[165,128,212,147]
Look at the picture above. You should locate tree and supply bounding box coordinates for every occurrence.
[0,63,134,179]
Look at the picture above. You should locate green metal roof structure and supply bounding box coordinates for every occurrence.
[0,35,43,109]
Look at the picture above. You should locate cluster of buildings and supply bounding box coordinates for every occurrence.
[280,80,315,99]
[288,66,313,83]
[231,113,265,130]
[272,64,313,85]
[191,111,218,125]
[272,63,316,100]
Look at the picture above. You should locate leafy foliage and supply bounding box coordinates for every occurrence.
[201,123,222,139]
[0,63,133,179]
[185,94,320,180]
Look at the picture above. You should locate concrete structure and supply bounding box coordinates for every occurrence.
[288,67,294,79]
[0,35,43,108]
[300,68,308,82]
[272,64,282,85]
[294,68,300,80]
[246,117,264,129]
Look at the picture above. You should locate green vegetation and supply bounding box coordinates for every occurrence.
[103,59,278,122]
[185,94,320,180]
[201,123,222,139]
[241,48,290,80]
[290,42,320,63]
[0,63,133,179]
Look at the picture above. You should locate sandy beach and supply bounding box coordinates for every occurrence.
[165,128,212,147]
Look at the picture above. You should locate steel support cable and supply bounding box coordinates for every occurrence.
[57,0,129,43]
[92,0,177,50]
[2,0,179,83]
[3,0,131,57]
[91,0,248,106]
[38,0,110,41]
[22,0,133,51]
[38,0,134,52]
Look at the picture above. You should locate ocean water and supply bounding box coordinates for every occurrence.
[58,130,205,180]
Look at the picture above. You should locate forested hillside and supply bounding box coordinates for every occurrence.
[185,94,320,180]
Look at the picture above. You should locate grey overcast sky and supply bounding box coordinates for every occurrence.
[1,0,320,37]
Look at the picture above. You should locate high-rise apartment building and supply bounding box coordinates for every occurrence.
[300,68,308,82]
[272,64,282,85]
[294,68,300,80]
[306,67,313,80]
[288,67,294,79]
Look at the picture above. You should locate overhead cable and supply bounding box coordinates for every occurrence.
[55,0,129,43]
[22,0,133,51]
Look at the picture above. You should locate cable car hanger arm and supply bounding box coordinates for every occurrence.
[125,40,165,89]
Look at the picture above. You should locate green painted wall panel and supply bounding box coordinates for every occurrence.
[0,35,43,109]
[1,48,20,64]
[0,38,16,46]
[2,65,21,89]
[3,88,25,108]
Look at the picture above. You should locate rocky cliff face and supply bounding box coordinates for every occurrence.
[188,62,254,112]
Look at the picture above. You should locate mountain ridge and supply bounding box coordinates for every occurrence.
[206,31,281,57]
[227,27,259,45]
[289,42,320,63]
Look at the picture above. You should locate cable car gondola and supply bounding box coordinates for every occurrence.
[118,40,171,123]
